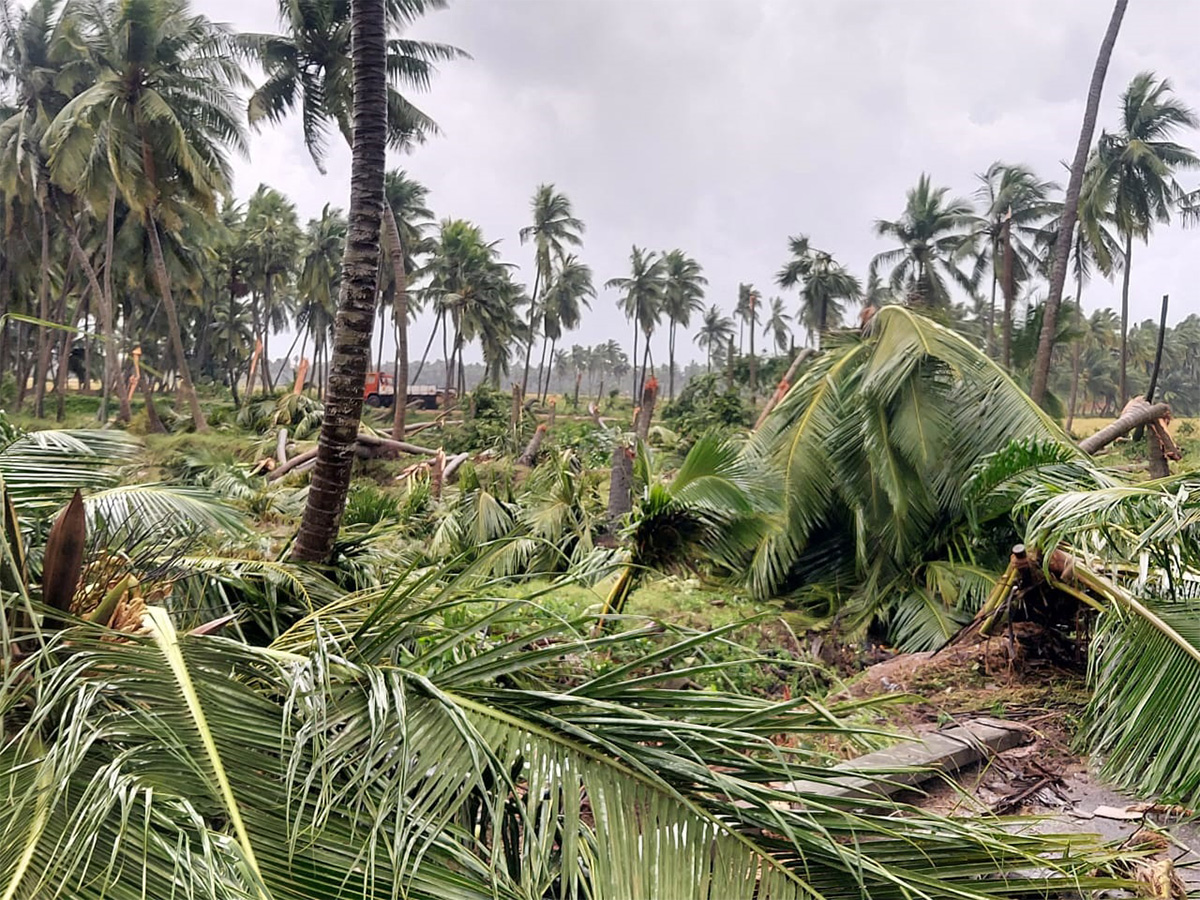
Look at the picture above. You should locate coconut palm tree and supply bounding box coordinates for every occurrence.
[241,0,463,447]
[243,184,301,394]
[869,174,977,310]
[606,246,663,398]
[296,205,347,396]
[971,162,1060,364]
[45,0,251,432]
[538,253,594,402]
[1033,0,1129,406]
[747,306,1070,650]
[762,297,792,354]
[290,0,390,561]
[695,304,734,372]
[660,250,706,400]
[737,283,762,392]
[381,169,434,436]
[777,236,861,346]
[1091,72,1198,406]
[519,185,585,396]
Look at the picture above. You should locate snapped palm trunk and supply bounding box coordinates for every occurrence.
[292,0,388,563]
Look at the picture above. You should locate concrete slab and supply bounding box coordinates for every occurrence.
[780,717,1029,804]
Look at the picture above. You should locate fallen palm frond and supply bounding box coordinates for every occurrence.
[0,428,141,518]
[1022,476,1200,804]
[0,591,1134,900]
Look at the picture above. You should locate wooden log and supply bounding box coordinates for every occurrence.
[443,451,470,481]
[353,432,437,456]
[1078,398,1171,455]
[518,424,548,466]
[276,427,289,466]
[268,446,318,481]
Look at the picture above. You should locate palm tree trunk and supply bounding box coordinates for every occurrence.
[1031,0,1128,404]
[1119,231,1132,408]
[33,206,52,418]
[520,268,541,395]
[543,336,557,403]
[668,321,676,400]
[536,332,549,400]
[145,215,208,431]
[631,316,639,400]
[1001,218,1014,369]
[1066,266,1085,433]
[292,0,387,563]
[382,207,410,439]
[985,255,998,357]
[262,279,275,393]
[100,185,116,423]
[748,302,756,396]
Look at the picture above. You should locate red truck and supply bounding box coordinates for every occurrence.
[363,372,452,409]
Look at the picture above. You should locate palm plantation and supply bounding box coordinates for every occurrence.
[7,3,1200,898]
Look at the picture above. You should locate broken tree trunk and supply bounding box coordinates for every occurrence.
[635,376,658,442]
[269,447,318,481]
[1078,398,1171,455]
[443,451,470,481]
[141,383,166,434]
[518,423,548,466]
[276,428,289,466]
[606,443,634,526]
[431,449,446,500]
[754,348,813,432]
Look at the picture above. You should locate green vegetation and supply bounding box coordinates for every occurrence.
[5,0,1200,897]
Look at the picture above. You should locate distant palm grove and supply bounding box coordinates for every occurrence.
[1,1,1198,427]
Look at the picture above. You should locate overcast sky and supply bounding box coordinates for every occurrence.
[202,0,1200,366]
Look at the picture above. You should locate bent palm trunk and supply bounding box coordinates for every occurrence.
[1032,0,1127,403]
[292,0,387,562]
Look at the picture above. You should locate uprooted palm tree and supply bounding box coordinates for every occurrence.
[744,305,1069,650]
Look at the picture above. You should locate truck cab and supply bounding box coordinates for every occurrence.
[363,371,395,407]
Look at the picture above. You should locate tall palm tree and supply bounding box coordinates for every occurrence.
[0,0,78,418]
[382,169,433,437]
[538,253,594,402]
[971,162,1059,364]
[777,235,861,346]
[292,0,388,562]
[737,283,761,392]
[763,297,792,354]
[518,184,584,396]
[606,246,663,398]
[660,250,706,400]
[243,184,301,394]
[296,205,347,395]
[1091,71,1198,406]
[425,218,517,397]
[46,0,251,432]
[695,304,734,372]
[241,0,463,434]
[869,174,977,310]
[1033,0,1129,406]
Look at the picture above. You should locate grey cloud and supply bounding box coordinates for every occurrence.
[200,0,1200,365]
